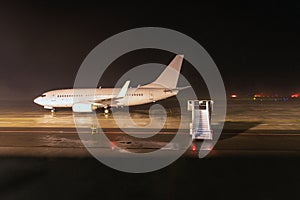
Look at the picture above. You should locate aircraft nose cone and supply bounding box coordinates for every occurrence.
[34,97,41,105]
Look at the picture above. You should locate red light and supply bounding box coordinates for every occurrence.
[230,94,237,98]
[192,144,197,151]
[254,94,264,98]
[291,93,300,98]
[111,141,116,150]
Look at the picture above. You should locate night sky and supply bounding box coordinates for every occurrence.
[0,1,299,100]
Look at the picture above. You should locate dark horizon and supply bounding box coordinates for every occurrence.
[0,1,299,100]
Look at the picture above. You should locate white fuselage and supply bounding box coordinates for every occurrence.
[34,54,185,112]
[34,87,178,109]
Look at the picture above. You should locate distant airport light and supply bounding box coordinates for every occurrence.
[254,94,263,98]
[291,93,300,98]
[230,94,237,98]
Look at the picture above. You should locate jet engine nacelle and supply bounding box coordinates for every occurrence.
[72,103,95,113]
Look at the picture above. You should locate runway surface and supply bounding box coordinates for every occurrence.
[0,99,300,200]
[0,127,300,158]
[0,99,300,157]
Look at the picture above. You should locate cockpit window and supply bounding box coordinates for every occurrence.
[41,94,46,97]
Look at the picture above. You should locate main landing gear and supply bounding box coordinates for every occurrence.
[104,106,111,115]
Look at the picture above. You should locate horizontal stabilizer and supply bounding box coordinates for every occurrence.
[176,86,191,90]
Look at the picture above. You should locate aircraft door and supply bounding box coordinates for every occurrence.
[149,91,154,101]
[51,94,56,102]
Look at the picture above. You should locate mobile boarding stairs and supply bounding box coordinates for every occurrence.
[188,100,213,140]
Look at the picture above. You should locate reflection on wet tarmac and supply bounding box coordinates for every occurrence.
[2,99,300,131]
[1,99,300,157]
[0,100,190,128]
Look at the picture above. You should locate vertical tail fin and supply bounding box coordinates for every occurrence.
[142,55,184,89]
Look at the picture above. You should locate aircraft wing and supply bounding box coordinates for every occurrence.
[88,80,130,105]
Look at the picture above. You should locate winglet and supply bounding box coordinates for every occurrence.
[117,80,130,98]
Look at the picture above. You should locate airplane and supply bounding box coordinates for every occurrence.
[33,55,190,113]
